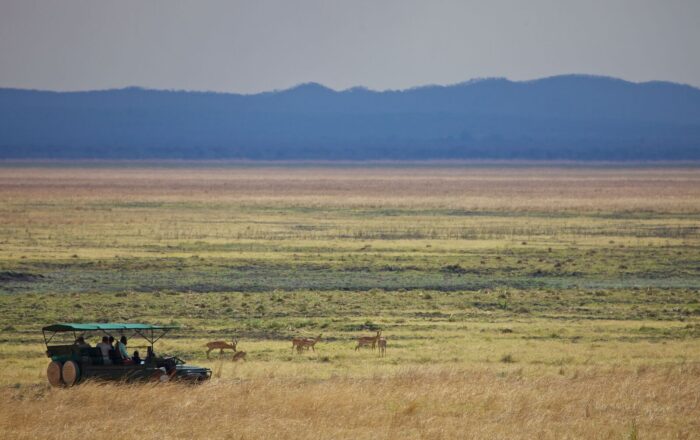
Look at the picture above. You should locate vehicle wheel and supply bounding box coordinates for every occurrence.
[47,361,63,387]
[62,360,80,386]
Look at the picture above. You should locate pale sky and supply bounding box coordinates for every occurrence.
[1,0,699,93]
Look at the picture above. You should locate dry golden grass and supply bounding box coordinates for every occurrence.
[2,366,699,440]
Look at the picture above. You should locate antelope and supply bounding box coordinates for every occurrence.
[378,337,387,357]
[232,350,247,362]
[293,334,322,353]
[291,337,305,353]
[205,339,238,359]
[355,330,381,351]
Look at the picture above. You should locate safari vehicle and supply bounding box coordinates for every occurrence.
[42,323,211,386]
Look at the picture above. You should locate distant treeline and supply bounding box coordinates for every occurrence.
[1,75,700,160]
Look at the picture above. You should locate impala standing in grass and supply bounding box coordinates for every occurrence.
[205,339,239,359]
[355,330,382,351]
[293,334,322,353]
[378,337,387,357]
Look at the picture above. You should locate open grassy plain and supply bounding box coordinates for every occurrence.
[1,163,699,439]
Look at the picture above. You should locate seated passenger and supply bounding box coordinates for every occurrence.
[109,348,120,364]
[107,335,121,364]
[96,336,112,365]
[132,350,142,365]
[117,336,132,364]
[74,336,90,348]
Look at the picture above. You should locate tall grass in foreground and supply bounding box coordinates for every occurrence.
[1,367,698,440]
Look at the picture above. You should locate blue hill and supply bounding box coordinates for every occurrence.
[1,75,699,160]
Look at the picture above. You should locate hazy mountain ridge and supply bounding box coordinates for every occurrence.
[1,75,699,160]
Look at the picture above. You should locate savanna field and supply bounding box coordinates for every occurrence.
[0,163,699,439]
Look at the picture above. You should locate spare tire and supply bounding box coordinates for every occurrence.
[62,360,80,386]
[47,361,63,387]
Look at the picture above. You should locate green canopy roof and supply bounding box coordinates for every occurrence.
[42,323,179,332]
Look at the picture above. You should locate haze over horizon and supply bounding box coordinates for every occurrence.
[1,0,699,93]
[3,73,699,95]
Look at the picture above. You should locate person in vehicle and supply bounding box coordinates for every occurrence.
[96,336,112,365]
[117,336,131,364]
[74,336,90,348]
[108,336,120,364]
[132,350,142,365]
